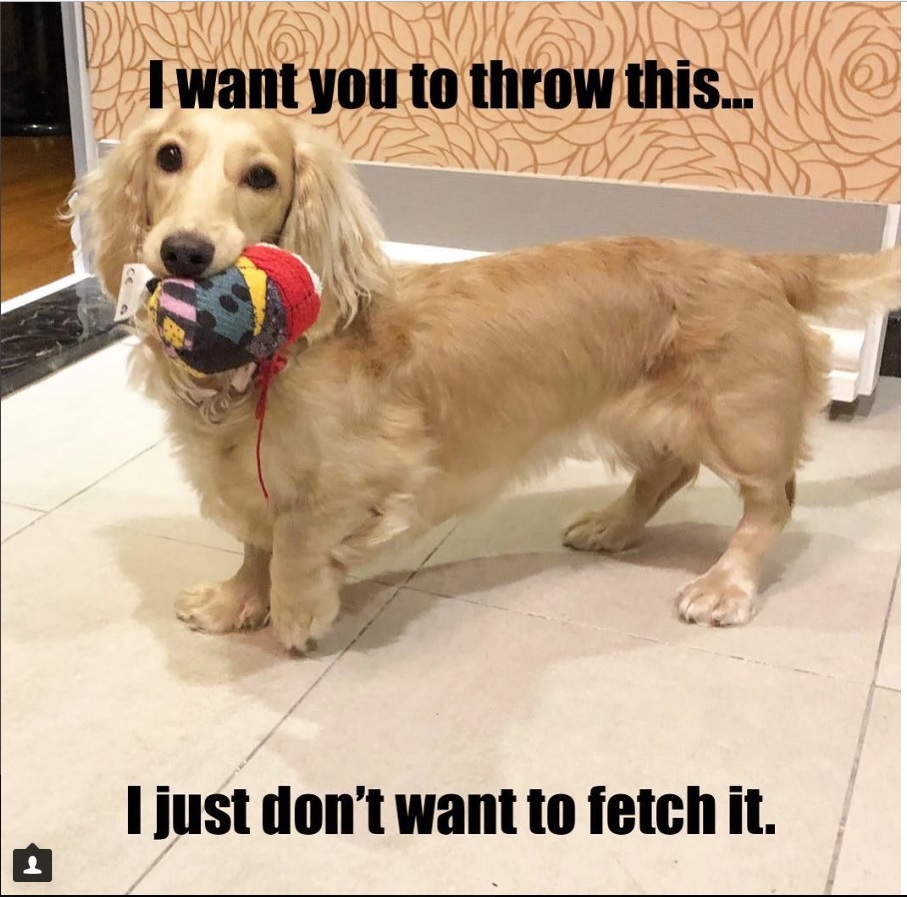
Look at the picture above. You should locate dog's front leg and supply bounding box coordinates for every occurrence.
[268,508,349,652]
[176,543,271,633]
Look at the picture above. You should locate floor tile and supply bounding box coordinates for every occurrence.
[1,502,42,541]
[832,688,900,895]
[0,343,166,510]
[135,591,868,895]
[0,514,395,894]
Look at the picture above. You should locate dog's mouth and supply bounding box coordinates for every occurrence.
[143,230,256,285]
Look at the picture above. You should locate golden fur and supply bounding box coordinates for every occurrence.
[71,107,900,650]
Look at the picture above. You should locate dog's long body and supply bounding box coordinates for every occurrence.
[73,108,900,650]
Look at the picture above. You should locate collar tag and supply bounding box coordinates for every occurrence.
[115,263,155,321]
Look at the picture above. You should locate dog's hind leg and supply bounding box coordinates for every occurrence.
[563,453,698,553]
[176,543,271,633]
[677,476,792,626]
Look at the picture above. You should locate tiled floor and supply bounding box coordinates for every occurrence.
[1,343,900,895]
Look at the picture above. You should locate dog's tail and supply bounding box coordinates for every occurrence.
[754,247,900,320]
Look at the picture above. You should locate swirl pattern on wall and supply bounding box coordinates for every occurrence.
[84,1,900,201]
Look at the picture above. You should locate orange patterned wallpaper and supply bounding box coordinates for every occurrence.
[84,2,900,202]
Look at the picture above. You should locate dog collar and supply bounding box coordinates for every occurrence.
[175,362,257,423]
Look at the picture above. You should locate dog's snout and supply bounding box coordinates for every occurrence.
[160,232,215,278]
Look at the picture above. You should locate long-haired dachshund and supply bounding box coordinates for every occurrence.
[71,107,900,651]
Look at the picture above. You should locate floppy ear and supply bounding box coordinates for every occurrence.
[67,110,169,298]
[280,125,390,339]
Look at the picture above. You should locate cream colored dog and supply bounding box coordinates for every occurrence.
[73,107,900,651]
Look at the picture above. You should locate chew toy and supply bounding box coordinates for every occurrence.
[146,244,322,500]
[147,244,322,377]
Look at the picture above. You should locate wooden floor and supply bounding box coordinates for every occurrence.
[1,136,76,301]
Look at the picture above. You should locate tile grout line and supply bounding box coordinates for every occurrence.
[124,582,404,895]
[399,520,462,587]
[2,502,247,556]
[111,527,245,556]
[823,557,900,895]
[396,578,894,683]
[36,438,169,520]
[0,509,50,544]
[0,499,46,512]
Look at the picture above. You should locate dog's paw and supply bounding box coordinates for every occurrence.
[269,593,340,652]
[676,567,756,626]
[176,581,270,633]
[563,508,643,553]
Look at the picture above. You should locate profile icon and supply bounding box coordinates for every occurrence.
[12,843,52,882]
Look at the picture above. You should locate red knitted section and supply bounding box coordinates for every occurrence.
[242,244,321,344]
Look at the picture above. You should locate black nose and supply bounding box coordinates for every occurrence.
[160,232,215,278]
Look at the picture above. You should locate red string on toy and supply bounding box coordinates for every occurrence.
[254,353,287,501]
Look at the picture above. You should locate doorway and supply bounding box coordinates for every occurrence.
[0,2,77,301]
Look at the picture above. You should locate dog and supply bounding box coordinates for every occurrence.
[71,106,900,651]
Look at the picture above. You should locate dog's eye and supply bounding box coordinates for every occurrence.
[156,144,182,173]
[245,166,277,190]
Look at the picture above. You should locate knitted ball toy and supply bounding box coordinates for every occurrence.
[147,243,322,377]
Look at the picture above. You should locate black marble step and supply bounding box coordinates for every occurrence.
[0,278,129,398]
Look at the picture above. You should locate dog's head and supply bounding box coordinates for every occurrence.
[71,107,389,341]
